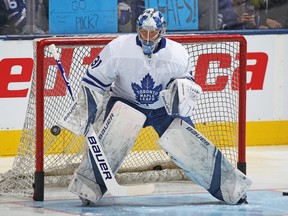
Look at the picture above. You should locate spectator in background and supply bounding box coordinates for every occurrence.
[0,0,45,34]
[231,0,259,29]
[218,0,259,30]
[255,0,288,29]
[0,0,26,34]
[130,0,144,32]
[118,0,133,32]
[218,0,239,29]
[118,0,144,33]
[198,0,258,30]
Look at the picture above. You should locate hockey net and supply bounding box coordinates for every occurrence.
[0,34,247,200]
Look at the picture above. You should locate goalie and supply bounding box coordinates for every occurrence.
[59,8,252,206]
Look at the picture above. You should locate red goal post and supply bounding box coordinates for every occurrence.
[0,34,247,201]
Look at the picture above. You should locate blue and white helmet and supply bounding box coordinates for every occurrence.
[137,8,167,56]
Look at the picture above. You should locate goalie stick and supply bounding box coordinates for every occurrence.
[49,44,154,197]
[85,123,154,196]
[49,44,74,101]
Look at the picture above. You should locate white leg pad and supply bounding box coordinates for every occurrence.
[69,101,146,204]
[158,118,252,204]
[68,157,103,204]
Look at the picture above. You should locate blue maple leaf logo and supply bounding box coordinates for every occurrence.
[131,74,162,106]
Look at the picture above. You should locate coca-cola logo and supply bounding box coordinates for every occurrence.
[0,50,268,98]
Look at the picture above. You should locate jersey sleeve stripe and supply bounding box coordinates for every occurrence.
[82,78,107,92]
[86,70,112,88]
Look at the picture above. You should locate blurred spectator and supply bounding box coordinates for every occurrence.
[0,0,45,34]
[118,0,144,33]
[198,0,258,30]
[118,0,133,32]
[255,0,288,29]
[130,0,144,32]
[0,0,26,34]
[231,0,260,29]
[218,0,239,29]
[218,0,259,30]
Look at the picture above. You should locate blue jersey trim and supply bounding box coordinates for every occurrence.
[83,70,112,90]
[86,70,111,87]
[82,78,107,92]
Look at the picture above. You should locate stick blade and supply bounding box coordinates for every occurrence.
[108,183,154,197]
[126,183,155,196]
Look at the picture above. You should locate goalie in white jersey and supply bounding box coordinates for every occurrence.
[60,8,251,206]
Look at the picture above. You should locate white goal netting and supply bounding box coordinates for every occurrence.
[0,34,247,199]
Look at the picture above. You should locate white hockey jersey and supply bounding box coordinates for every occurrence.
[82,34,193,110]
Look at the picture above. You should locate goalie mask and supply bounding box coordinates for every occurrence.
[137,8,167,56]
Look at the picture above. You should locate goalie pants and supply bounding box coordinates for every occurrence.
[105,96,194,137]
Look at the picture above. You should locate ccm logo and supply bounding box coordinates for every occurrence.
[87,135,112,180]
[0,52,268,98]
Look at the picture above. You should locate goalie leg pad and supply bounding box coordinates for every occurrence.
[68,155,103,204]
[158,118,252,204]
[69,101,146,204]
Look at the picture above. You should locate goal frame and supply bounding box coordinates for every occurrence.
[34,34,247,201]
